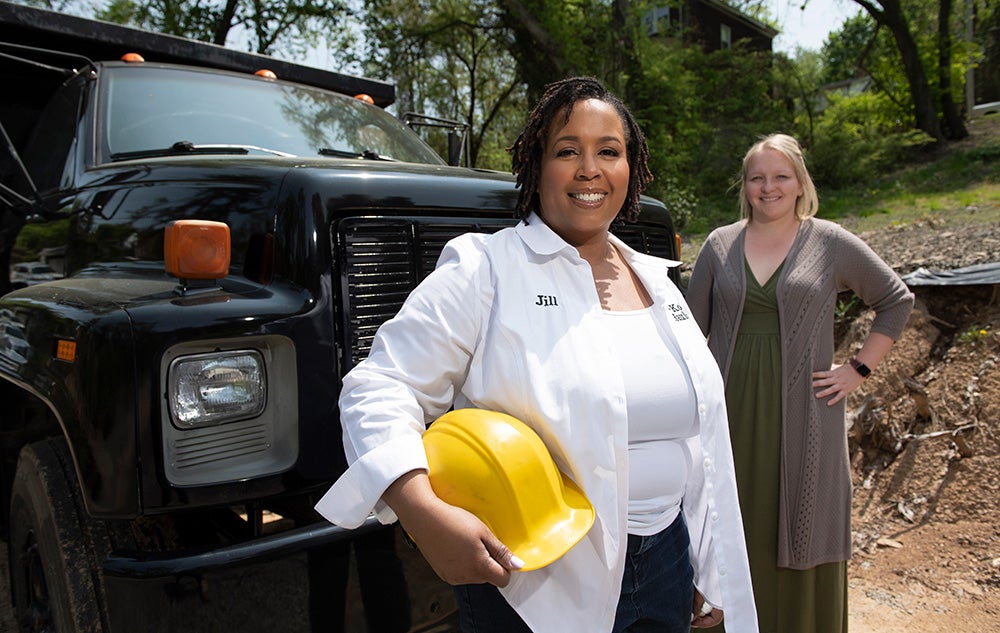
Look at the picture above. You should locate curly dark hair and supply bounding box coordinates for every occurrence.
[508,76,653,224]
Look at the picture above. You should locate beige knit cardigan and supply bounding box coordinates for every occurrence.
[686,218,914,569]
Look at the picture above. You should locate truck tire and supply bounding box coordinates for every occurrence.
[8,440,111,633]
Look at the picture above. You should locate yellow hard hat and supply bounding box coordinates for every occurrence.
[422,409,594,571]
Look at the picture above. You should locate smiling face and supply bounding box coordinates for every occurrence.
[536,98,630,247]
[744,147,804,225]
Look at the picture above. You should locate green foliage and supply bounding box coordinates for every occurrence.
[957,325,991,344]
[630,35,790,231]
[359,0,525,170]
[818,0,979,134]
[974,0,1000,102]
[802,120,1000,229]
[91,0,349,56]
[821,13,878,85]
[808,91,934,191]
[835,293,860,328]
[498,0,617,101]
[12,219,71,263]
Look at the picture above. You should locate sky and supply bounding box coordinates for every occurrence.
[770,0,865,55]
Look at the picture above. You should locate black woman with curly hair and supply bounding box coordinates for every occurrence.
[316,76,758,633]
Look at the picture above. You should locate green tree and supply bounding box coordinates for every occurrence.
[935,0,966,138]
[822,13,879,84]
[846,0,972,141]
[500,0,619,101]
[849,0,941,139]
[773,48,826,148]
[971,0,999,104]
[89,0,350,57]
[357,0,525,170]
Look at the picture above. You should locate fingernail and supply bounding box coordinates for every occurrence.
[510,555,525,570]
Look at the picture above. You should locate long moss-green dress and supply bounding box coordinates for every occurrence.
[706,260,847,633]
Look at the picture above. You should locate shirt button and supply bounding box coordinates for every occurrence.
[703,458,712,469]
[719,565,728,576]
[711,512,719,522]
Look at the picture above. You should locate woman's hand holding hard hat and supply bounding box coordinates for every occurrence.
[384,409,592,587]
[383,469,524,587]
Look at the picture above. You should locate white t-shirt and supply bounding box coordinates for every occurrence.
[603,307,698,535]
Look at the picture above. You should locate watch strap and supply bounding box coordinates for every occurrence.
[849,358,871,378]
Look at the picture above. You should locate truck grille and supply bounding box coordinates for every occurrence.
[337,216,677,368]
[171,421,271,468]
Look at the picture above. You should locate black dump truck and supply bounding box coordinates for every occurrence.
[0,3,680,631]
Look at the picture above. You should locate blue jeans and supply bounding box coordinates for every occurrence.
[613,513,694,633]
[453,513,693,632]
[454,582,533,633]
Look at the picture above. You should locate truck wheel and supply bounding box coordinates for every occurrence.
[8,440,110,633]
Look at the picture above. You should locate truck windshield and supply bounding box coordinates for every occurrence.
[98,65,446,165]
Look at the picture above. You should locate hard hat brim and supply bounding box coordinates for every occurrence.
[510,472,595,571]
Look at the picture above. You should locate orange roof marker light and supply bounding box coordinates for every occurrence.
[164,220,231,281]
[121,52,145,63]
[255,69,277,80]
[354,93,375,105]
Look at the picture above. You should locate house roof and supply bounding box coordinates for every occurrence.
[698,0,779,39]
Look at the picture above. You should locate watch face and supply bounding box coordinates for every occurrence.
[850,359,871,377]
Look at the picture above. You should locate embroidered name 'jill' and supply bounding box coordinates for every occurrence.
[535,295,558,306]
[667,303,690,321]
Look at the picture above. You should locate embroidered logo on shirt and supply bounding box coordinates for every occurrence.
[668,303,690,321]
[535,294,559,307]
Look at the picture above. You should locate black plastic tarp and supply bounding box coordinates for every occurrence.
[901,262,1000,286]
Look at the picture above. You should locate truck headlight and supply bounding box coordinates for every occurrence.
[160,336,297,487]
[168,350,266,427]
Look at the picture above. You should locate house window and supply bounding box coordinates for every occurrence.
[720,23,732,49]
[644,5,681,36]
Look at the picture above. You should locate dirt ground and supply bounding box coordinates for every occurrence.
[826,116,1000,632]
[838,116,1000,633]
[837,220,1000,633]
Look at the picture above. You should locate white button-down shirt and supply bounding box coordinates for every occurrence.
[316,215,757,633]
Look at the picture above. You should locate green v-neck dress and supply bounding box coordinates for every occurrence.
[707,259,847,633]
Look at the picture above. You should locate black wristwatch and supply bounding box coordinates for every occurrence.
[849,358,872,378]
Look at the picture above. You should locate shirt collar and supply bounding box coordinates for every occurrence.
[514,212,582,259]
[514,212,681,270]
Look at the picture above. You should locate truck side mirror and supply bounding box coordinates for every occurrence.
[400,112,469,167]
[447,131,463,168]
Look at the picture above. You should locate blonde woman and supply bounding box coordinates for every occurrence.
[686,133,913,633]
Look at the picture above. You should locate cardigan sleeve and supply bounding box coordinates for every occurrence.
[833,226,914,340]
[686,234,718,337]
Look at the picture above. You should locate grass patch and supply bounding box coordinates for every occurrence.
[817,131,1000,232]
[684,126,1000,240]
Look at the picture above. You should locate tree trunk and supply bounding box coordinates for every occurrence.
[212,0,240,46]
[937,0,968,139]
[612,0,639,101]
[501,0,569,101]
[854,0,944,142]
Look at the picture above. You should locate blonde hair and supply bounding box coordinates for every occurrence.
[738,133,818,221]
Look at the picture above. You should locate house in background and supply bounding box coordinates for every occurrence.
[644,0,777,53]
